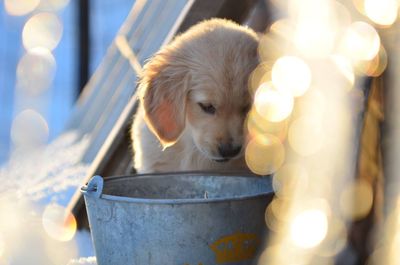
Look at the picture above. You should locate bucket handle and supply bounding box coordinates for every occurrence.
[81,175,104,198]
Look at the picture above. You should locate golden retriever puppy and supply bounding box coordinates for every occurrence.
[132,18,259,173]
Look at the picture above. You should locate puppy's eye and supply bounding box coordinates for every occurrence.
[198,103,216,115]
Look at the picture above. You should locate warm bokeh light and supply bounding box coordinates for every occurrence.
[340,179,373,220]
[318,217,347,257]
[292,0,338,58]
[269,18,294,39]
[245,134,285,175]
[0,197,79,264]
[288,116,325,156]
[390,249,400,265]
[4,0,40,16]
[360,45,388,77]
[273,163,309,198]
[0,241,4,261]
[296,89,327,119]
[364,0,398,26]
[17,47,56,95]
[0,196,25,234]
[42,203,77,242]
[248,63,271,94]
[290,209,328,249]
[254,82,294,122]
[247,108,288,142]
[389,203,400,265]
[22,12,63,51]
[272,56,312,97]
[265,199,282,232]
[0,233,4,257]
[340,21,381,62]
[258,32,285,64]
[255,0,397,263]
[330,54,355,86]
[10,109,49,147]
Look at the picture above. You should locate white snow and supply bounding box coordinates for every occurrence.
[0,131,98,265]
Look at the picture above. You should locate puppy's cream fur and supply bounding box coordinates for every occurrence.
[132,19,259,173]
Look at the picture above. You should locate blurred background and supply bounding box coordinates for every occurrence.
[0,0,134,164]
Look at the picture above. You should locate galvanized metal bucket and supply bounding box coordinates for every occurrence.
[82,172,273,265]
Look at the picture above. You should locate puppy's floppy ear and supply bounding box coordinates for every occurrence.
[139,49,190,148]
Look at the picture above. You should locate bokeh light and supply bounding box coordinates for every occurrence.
[269,18,294,39]
[37,0,70,11]
[330,55,355,86]
[258,32,285,63]
[17,47,56,95]
[273,163,309,198]
[272,56,312,97]
[254,82,294,122]
[292,0,338,58]
[296,89,327,119]
[248,63,272,94]
[391,250,400,265]
[10,109,49,147]
[0,233,5,257]
[340,179,373,220]
[22,12,63,51]
[42,203,77,242]
[290,208,328,249]
[247,108,288,142]
[254,0,397,263]
[318,217,347,257]
[245,134,285,175]
[0,196,79,264]
[364,0,398,26]
[351,0,364,13]
[340,21,381,62]
[288,116,325,156]
[0,196,25,235]
[359,45,388,77]
[4,0,40,16]
[265,199,284,232]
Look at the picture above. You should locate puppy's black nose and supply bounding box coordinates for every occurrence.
[218,143,242,158]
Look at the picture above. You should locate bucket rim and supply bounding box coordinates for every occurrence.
[81,171,274,205]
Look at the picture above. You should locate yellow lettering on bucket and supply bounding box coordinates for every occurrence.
[209,232,260,264]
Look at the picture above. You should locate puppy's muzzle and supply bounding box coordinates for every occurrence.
[215,143,242,162]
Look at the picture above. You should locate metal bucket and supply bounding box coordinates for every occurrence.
[82,172,273,265]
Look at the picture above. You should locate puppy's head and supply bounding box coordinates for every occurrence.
[140,19,259,161]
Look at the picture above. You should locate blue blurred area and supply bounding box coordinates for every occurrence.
[0,5,21,164]
[0,0,135,165]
